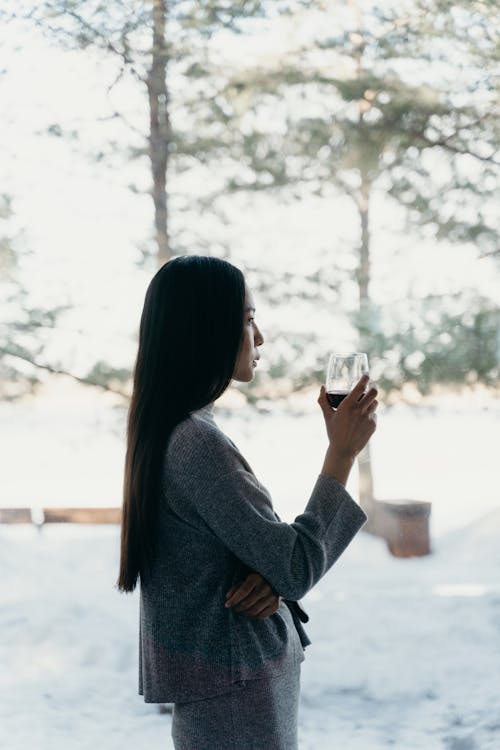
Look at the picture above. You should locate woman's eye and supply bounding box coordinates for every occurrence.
[248,317,255,324]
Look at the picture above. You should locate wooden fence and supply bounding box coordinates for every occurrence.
[0,507,121,525]
[1,501,431,557]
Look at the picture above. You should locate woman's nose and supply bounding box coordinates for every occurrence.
[254,323,264,347]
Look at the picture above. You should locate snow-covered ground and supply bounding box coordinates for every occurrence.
[1,383,499,749]
[1,516,499,750]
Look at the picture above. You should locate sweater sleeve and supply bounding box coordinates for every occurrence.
[166,416,367,601]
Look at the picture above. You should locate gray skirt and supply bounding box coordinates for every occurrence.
[171,662,301,750]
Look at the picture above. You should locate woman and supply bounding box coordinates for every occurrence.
[118,255,378,749]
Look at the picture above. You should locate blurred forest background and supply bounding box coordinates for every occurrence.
[1,5,500,748]
[1,0,499,407]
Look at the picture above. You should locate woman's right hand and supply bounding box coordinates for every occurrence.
[225,572,281,620]
[317,374,378,461]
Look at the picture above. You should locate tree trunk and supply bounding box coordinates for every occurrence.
[349,0,377,529]
[148,0,170,267]
[356,174,377,531]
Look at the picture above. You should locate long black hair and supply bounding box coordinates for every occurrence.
[117,255,246,592]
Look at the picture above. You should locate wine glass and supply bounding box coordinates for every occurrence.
[326,352,369,409]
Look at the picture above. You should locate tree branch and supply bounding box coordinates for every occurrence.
[19,5,147,84]
[0,348,130,399]
[401,124,500,165]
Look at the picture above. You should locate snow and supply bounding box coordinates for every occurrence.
[1,516,499,750]
[1,385,499,748]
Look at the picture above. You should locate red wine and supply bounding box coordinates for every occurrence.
[326,390,349,408]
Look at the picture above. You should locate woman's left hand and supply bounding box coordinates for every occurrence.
[225,572,281,620]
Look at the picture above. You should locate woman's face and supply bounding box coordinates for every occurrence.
[232,285,264,383]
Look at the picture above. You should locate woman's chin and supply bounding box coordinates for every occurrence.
[232,368,255,383]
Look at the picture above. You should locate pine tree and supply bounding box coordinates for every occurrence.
[181,0,500,517]
[0,195,69,399]
[8,0,282,267]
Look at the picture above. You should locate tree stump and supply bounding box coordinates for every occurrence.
[374,499,432,557]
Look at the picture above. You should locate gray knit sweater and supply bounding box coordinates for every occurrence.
[138,404,367,703]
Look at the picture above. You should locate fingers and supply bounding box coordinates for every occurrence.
[225,573,281,619]
[364,398,378,416]
[345,382,378,414]
[359,390,378,413]
[225,573,272,610]
[241,594,281,619]
[225,573,260,608]
[360,392,378,437]
[225,584,237,599]
[317,385,331,417]
[255,600,282,620]
[345,374,370,404]
[234,588,269,613]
